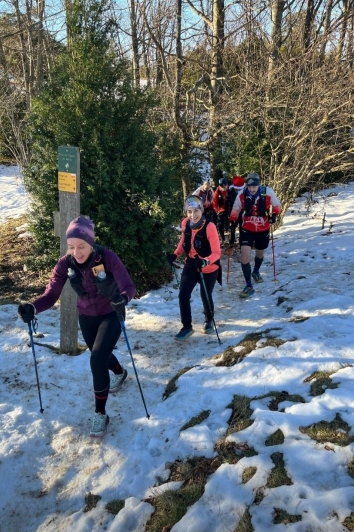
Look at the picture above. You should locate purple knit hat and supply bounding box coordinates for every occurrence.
[66,216,95,246]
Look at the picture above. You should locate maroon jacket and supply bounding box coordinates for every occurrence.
[33,246,136,317]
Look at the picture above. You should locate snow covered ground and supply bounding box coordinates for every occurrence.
[0,165,28,222]
[1,166,354,532]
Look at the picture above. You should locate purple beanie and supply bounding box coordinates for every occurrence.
[66,216,95,246]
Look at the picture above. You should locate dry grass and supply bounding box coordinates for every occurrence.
[0,216,49,304]
[215,329,285,367]
[265,429,285,446]
[268,391,305,411]
[145,483,204,532]
[304,370,339,396]
[105,499,125,515]
[162,366,194,400]
[266,452,293,488]
[343,512,354,531]
[242,466,257,484]
[226,395,254,434]
[180,410,211,432]
[273,508,302,524]
[235,508,254,532]
[299,413,354,446]
[348,459,354,479]
[83,492,101,512]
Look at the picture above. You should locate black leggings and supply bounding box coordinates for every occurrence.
[79,312,122,411]
[179,265,218,328]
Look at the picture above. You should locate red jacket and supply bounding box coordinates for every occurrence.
[212,186,228,214]
[229,186,281,232]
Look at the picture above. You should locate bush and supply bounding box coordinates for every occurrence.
[23,0,182,293]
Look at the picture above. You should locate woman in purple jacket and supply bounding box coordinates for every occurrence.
[18,216,136,438]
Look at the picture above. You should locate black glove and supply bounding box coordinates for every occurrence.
[165,252,177,266]
[94,273,119,299]
[269,213,277,224]
[111,294,128,316]
[195,257,210,270]
[18,303,35,324]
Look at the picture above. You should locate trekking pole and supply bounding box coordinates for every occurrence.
[119,316,150,419]
[27,319,44,413]
[271,227,277,281]
[199,271,222,345]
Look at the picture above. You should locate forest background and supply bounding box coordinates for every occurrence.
[0,0,354,293]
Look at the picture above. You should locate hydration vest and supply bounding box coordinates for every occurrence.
[182,219,221,266]
[182,218,222,285]
[183,219,212,257]
[244,185,268,217]
[67,244,108,297]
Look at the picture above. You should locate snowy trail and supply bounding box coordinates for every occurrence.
[1,176,354,532]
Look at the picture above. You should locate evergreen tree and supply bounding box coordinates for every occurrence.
[24,0,181,292]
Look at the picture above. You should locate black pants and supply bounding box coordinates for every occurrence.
[179,265,218,328]
[79,312,122,411]
[217,212,227,241]
[229,220,237,246]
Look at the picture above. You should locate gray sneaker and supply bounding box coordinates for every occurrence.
[109,368,128,393]
[90,413,109,438]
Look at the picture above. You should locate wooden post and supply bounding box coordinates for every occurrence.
[57,146,80,354]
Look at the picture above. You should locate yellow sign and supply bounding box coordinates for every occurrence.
[58,172,77,193]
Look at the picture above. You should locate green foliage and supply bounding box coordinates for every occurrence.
[23,0,181,292]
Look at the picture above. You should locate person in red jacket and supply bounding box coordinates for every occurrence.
[166,195,221,341]
[229,173,281,298]
[18,216,136,437]
[212,176,229,245]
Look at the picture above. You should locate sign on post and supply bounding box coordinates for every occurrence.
[57,146,80,354]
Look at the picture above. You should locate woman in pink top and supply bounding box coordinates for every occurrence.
[166,195,221,341]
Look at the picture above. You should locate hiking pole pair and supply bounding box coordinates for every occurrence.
[199,271,222,345]
[27,319,44,413]
[118,313,150,419]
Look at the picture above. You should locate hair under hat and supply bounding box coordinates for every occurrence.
[66,216,95,246]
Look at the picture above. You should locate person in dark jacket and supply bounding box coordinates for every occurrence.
[212,176,229,245]
[226,175,245,247]
[18,216,136,438]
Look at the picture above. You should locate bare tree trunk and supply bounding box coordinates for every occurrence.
[130,0,140,88]
[319,0,334,62]
[34,0,45,95]
[348,7,354,67]
[209,0,225,180]
[268,0,285,82]
[13,0,31,108]
[336,0,349,61]
[303,0,315,51]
